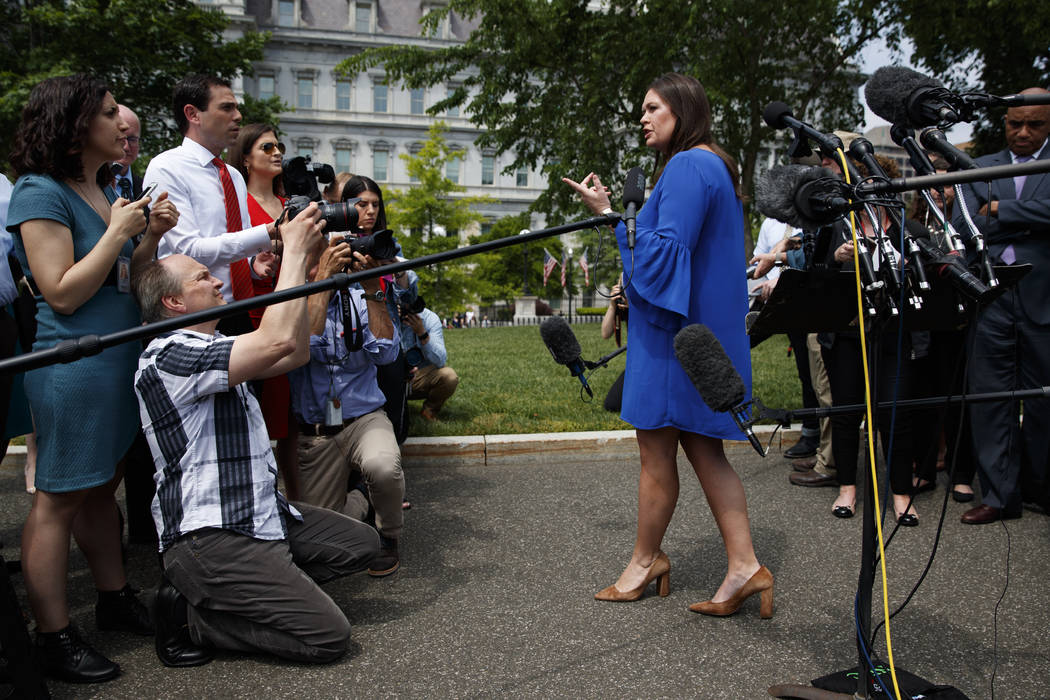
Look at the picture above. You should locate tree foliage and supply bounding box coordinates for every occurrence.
[898,0,1050,154]
[386,121,495,316]
[340,0,898,250]
[0,0,281,169]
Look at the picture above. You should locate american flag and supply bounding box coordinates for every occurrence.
[542,248,559,286]
[578,247,589,286]
[561,248,569,287]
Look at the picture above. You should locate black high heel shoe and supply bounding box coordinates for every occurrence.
[832,502,855,519]
[895,511,919,527]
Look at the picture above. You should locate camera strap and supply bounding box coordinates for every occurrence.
[338,289,364,352]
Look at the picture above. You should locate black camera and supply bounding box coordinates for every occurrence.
[284,195,359,234]
[401,295,426,317]
[342,228,399,261]
[281,155,335,200]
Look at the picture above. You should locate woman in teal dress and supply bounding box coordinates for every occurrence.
[7,74,178,682]
[564,73,771,617]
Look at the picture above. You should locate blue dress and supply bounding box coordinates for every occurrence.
[615,149,752,438]
[7,174,141,492]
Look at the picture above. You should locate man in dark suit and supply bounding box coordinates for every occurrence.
[952,88,1050,524]
[113,104,143,199]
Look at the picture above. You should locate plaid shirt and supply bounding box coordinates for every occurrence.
[135,329,300,552]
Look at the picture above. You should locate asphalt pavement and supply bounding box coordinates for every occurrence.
[2,434,1049,699]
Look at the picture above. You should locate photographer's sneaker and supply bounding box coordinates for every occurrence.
[368,537,400,577]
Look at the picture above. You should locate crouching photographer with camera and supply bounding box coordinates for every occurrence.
[400,295,459,422]
[288,234,405,577]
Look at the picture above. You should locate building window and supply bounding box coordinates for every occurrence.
[446,86,459,117]
[335,147,351,173]
[297,76,313,109]
[278,0,296,27]
[373,83,387,112]
[408,144,423,182]
[480,222,492,236]
[516,165,528,188]
[298,144,313,158]
[373,149,389,181]
[481,154,494,185]
[354,2,372,33]
[336,80,351,110]
[258,75,275,100]
[410,88,425,115]
[445,156,460,184]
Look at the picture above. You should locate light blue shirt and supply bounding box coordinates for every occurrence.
[289,288,400,423]
[399,307,446,368]
[0,176,20,306]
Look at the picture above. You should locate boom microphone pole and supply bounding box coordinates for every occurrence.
[0,212,622,376]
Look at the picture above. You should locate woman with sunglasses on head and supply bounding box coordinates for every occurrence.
[232,124,300,498]
[7,74,178,682]
[564,73,770,618]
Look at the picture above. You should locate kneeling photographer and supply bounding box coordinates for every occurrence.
[287,232,405,578]
[400,294,458,422]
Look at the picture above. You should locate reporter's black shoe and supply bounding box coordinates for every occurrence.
[96,584,154,636]
[367,537,400,577]
[36,624,120,683]
[154,577,214,668]
[784,437,818,459]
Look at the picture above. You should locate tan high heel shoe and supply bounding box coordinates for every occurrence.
[594,551,671,602]
[688,565,773,618]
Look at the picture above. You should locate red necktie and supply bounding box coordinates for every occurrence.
[212,157,254,300]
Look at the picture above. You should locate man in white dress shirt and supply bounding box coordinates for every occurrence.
[144,74,278,334]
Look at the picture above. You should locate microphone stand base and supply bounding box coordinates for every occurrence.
[769,663,965,699]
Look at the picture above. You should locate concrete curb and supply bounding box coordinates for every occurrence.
[2,425,805,470]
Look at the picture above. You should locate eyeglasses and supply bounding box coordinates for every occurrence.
[260,141,286,154]
[124,136,140,145]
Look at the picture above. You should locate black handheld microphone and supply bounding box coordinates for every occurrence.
[622,167,646,249]
[919,127,978,170]
[865,66,963,128]
[539,316,593,398]
[673,324,764,456]
[762,102,844,155]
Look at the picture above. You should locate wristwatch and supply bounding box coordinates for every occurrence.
[364,289,386,302]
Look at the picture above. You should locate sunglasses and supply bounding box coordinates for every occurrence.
[260,141,286,154]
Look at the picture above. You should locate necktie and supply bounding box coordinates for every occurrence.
[1014,155,1033,198]
[118,176,132,201]
[211,157,254,300]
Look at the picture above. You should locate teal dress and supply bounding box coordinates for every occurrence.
[7,174,141,492]
[615,149,752,439]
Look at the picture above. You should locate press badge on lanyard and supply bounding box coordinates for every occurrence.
[116,256,131,293]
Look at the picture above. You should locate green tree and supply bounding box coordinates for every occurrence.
[0,0,284,167]
[898,0,1050,155]
[386,121,495,317]
[340,0,897,250]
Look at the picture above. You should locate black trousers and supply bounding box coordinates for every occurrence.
[822,333,913,495]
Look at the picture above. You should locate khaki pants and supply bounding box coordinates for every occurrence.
[296,409,404,540]
[409,364,459,415]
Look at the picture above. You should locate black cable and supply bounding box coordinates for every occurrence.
[991,519,1011,700]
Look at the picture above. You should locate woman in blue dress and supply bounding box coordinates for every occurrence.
[564,73,772,617]
[8,74,179,682]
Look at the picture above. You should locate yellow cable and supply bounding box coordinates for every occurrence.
[836,149,903,700]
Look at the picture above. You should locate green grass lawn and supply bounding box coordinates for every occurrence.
[405,324,803,437]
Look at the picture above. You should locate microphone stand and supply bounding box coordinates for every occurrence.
[0,213,622,376]
[584,344,626,370]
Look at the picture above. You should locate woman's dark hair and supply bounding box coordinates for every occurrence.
[9,74,113,187]
[232,123,284,197]
[907,153,951,221]
[648,73,740,198]
[340,175,387,232]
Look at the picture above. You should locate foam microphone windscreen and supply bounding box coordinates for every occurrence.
[622,167,646,208]
[762,101,794,130]
[755,164,837,231]
[864,66,944,127]
[673,324,746,413]
[539,315,582,366]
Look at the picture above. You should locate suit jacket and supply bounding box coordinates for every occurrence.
[114,169,143,199]
[952,144,1050,324]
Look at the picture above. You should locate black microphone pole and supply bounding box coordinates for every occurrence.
[0,213,622,375]
[856,157,1050,196]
